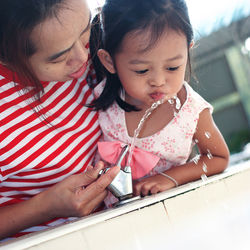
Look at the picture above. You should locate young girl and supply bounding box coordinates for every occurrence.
[90,0,229,204]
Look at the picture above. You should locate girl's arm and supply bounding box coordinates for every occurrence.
[0,163,119,240]
[165,108,229,184]
[134,108,230,196]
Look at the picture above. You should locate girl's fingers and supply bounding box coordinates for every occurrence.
[150,185,160,194]
[141,182,155,196]
[133,182,144,196]
[134,181,155,196]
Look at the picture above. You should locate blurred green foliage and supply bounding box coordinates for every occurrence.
[227,129,250,153]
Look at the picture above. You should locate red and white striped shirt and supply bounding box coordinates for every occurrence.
[0,60,101,238]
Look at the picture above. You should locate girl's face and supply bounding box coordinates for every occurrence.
[28,0,91,82]
[114,28,188,109]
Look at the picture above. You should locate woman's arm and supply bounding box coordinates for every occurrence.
[0,163,119,240]
[134,108,230,196]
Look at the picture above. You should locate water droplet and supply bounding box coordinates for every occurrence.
[207,149,213,159]
[168,99,174,105]
[201,174,208,182]
[194,139,199,144]
[151,103,157,108]
[175,96,181,110]
[205,131,211,139]
[192,154,201,164]
[202,162,208,173]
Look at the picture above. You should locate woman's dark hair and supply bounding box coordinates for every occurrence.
[90,0,194,112]
[0,0,65,99]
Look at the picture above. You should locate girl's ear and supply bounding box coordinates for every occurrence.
[97,49,116,74]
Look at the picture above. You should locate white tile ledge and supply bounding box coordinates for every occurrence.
[1,160,250,250]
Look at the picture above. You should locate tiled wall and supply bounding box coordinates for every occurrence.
[2,163,250,250]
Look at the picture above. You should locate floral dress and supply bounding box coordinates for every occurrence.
[94,80,213,206]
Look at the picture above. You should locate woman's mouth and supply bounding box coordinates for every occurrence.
[69,63,88,79]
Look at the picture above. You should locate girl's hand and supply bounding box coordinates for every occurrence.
[39,161,120,218]
[133,174,176,197]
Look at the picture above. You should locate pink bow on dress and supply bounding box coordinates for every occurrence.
[97,141,160,179]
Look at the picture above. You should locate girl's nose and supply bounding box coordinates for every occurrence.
[149,74,165,87]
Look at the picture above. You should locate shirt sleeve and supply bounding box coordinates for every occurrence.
[93,78,106,99]
[86,58,98,89]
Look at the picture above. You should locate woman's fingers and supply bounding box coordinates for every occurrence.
[70,166,119,216]
[75,167,120,211]
[79,190,108,216]
[67,161,107,189]
[81,166,120,202]
[81,161,106,185]
[46,164,119,218]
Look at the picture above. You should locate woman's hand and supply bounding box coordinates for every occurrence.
[0,162,119,240]
[41,161,120,218]
[133,174,176,197]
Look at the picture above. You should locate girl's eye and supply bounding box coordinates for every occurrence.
[167,66,179,71]
[135,69,148,74]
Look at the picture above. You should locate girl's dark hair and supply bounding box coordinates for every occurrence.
[0,0,65,99]
[90,0,193,112]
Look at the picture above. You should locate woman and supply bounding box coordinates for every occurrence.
[0,0,119,240]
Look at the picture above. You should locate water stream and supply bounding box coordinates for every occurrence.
[126,94,212,182]
[126,98,166,167]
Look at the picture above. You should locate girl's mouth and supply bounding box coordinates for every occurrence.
[150,92,166,101]
[69,63,88,79]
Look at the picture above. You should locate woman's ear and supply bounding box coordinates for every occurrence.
[97,49,116,74]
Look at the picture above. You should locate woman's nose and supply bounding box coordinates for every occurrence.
[67,40,88,66]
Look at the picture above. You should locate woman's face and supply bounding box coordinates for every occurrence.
[29,0,91,82]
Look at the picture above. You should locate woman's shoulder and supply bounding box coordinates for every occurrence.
[0,64,15,83]
[0,64,19,98]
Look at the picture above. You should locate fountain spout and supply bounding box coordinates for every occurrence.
[99,145,134,201]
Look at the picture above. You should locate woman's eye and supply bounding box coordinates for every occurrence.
[51,58,67,64]
[135,69,148,74]
[167,66,179,71]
